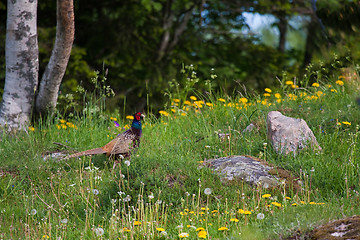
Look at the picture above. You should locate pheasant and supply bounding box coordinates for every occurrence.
[64,112,145,161]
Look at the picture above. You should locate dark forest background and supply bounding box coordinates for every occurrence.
[0,0,359,114]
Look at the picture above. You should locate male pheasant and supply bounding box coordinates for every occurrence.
[64,112,145,160]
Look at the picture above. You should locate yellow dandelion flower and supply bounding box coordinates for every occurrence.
[238,209,245,214]
[134,221,141,226]
[198,230,207,239]
[263,93,271,97]
[122,227,131,232]
[59,119,66,124]
[316,202,325,205]
[156,227,165,232]
[271,202,283,207]
[126,115,134,120]
[199,212,205,215]
[276,99,282,103]
[218,227,228,231]
[239,97,248,103]
[184,100,191,105]
[339,75,345,79]
[244,211,252,215]
[56,124,61,130]
[110,117,117,121]
[285,197,291,200]
[312,82,320,87]
[211,210,218,213]
[29,126,35,132]
[230,218,239,222]
[173,98,180,103]
[327,84,332,88]
[292,203,297,206]
[181,112,187,116]
[331,89,337,92]
[291,84,299,89]
[342,121,351,125]
[265,88,272,93]
[309,202,316,205]
[179,232,189,238]
[316,91,323,97]
[336,80,344,86]
[171,108,176,113]
[274,93,281,99]
[61,124,67,129]
[285,80,293,85]
[300,201,306,204]
[190,96,197,101]
[196,227,205,231]
[218,98,226,102]
[206,102,213,107]
[159,110,169,116]
[262,193,271,198]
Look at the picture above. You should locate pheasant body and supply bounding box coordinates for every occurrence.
[65,112,144,159]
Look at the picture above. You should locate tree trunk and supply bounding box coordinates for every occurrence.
[35,0,75,114]
[0,0,38,130]
[278,14,287,53]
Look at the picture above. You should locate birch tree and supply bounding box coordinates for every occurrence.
[0,0,39,130]
[0,0,74,130]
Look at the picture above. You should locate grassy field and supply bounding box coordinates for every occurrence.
[1,67,360,239]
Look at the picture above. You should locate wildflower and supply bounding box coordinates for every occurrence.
[122,227,131,232]
[124,160,131,166]
[31,209,37,215]
[312,82,320,87]
[173,98,180,103]
[198,230,207,239]
[291,84,299,89]
[190,96,197,101]
[230,218,239,222]
[342,121,351,125]
[196,227,205,231]
[292,203,297,206]
[134,221,141,226]
[160,231,168,237]
[126,115,134,120]
[148,192,154,199]
[59,119,66,124]
[309,202,316,205]
[92,189,99,195]
[211,210,218,213]
[331,89,337,92]
[206,102,213,107]
[285,197,291,200]
[204,188,212,195]
[60,218,68,224]
[94,227,104,236]
[159,110,169,116]
[257,213,265,220]
[285,81,293,85]
[171,108,176,113]
[274,93,281,99]
[29,126,35,131]
[244,211,252,215]
[262,194,271,198]
[179,232,189,238]
[316,91,323,97]
[238,209,245,214]
[42,235,49,239]
[184,100,191,105]
[156,227,165,232]
[271,202,283,207]
[110,117,117,121]
[263,93,271,97]
[265,88,272,93]
[336,80,344,86]
[218,98,226,102]
[239,97,248,103]
[218,227,228,231]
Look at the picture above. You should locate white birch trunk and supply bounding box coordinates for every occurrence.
[35,0,74,114]
[0,0,38,130]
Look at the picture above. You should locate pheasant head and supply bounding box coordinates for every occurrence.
[131,112,145,130]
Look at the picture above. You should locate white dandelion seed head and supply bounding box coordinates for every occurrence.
[31,209,37,215]
[160,231,168,237]
[204,188,212,195]
[148,193,154,199]
[263,183,269,189]
[60,218,68,224]
[257,213,265,220]
[156,200,162,205]
[123,195,131,202]
[92,189,99,195]
[94,227,104,236]
[124,160,130,167]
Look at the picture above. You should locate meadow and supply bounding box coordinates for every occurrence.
[1,65,360,239]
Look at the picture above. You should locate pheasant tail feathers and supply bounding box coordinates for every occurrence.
[65,148,106,159]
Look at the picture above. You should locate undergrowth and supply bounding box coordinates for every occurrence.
[0,64,360,239]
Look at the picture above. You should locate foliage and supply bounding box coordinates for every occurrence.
[0,63,360,239]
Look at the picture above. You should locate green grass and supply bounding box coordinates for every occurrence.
[1,73,360,239]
